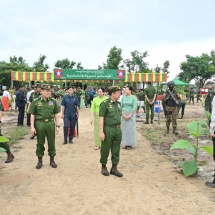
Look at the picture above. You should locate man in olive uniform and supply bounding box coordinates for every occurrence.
[29,84,60,169]
[27,84,41,139]
[99,86,123,177]
[0,100,14,163]
[196,90,202,103]
[76,86,83,105]
[189,87,195,105]
[163,81,181,135]
[144,81,156,124]
[137,89,145,115]
[205,81,214,113]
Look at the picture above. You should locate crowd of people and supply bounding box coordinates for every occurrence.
[1,81,215,186]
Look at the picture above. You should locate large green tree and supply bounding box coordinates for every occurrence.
[33,55,49,72]
[124,50,149,73]
[0,56,32,87]
[54,59,84,69]
[98,46,123,70]
[178,51,215,87]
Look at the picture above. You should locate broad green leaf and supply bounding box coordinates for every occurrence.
[200,145,213,155]
[170,140,193,150]
[180,160,198,176]
[0,136,9,143]
[205,111,211,120]
[187,147,196,156]
[199,160,207,165]
[0,147,6,152]
[187,121,202,138]
[199,120,207,128]
[202,129,210,135]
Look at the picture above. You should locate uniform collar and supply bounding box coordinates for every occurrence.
[41,97,50,101]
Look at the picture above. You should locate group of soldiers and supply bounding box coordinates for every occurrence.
[1,80,215,183]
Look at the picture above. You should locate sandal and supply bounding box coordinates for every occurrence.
[94,147,100,150]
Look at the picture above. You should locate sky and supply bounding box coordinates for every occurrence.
[0,0,215,80]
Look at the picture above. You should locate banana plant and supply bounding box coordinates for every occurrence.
[170,120,213,176]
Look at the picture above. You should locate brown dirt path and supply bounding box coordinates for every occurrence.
[1,106,215,215]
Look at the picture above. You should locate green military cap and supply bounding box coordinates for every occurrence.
[206,81,214,85]
[108,86,121,93]
[41,84,51,90]
[34,83,41,88]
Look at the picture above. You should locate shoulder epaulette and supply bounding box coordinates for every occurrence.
[33,98,39,102]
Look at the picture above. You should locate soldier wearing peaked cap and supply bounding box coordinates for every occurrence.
[29,84,61,169]
[99,86,123,177]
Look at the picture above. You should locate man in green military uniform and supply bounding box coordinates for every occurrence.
[27,84,41,111]
[0,100,15,163]
[189,87,195,105]
[163,81,181,135]
[84,88,90,108]
[76,86,83,105]
[137,89,145,115]
[99,86,123,177]
[27,84,41,139]
[196,90,202,103]
[205,81,214,113]
[29,84,60,169]
[144,81,156,124]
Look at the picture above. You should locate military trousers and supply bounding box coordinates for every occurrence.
[100,126,122,165]
[145,102,154,121]
[0,142,10,152]
[189,96,194,104]
[35,120,56,157]
[166,106,178,129]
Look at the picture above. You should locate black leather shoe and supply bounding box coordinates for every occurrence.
[69,139,73,144]
[144,121,149,124]
[63,141,67,144]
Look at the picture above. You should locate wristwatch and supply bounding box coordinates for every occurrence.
[56,125,60,128]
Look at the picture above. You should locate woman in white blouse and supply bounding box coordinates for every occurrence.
[2,86,11,111]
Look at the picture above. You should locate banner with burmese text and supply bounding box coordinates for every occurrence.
[11,71,167,83]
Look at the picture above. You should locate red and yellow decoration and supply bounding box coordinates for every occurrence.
[11,71,167,83]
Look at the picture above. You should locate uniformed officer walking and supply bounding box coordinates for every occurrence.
[144,81,156,124]
[189,87,195,105]
[163,81,180,135]
[29,84,60,169]
[99,86,123,177]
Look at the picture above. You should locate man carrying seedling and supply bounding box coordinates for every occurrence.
[0,99,14,163]
[163,81,180,135]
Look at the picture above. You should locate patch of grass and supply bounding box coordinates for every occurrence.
[8,127,29,145]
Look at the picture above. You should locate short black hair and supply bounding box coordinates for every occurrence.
[126,85,133,92]
[97,87,105,93]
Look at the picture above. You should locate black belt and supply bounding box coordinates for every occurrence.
[104,125,120,128]
[36,119,54,122]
